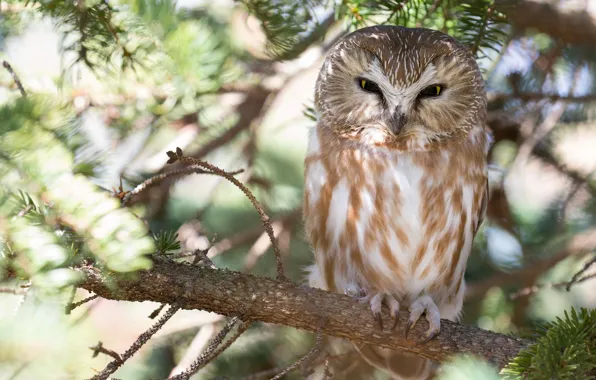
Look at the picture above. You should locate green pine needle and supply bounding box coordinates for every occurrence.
[502,308,596,379]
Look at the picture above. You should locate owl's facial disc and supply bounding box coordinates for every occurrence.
[355,61,447,136]
[314,26,485,149]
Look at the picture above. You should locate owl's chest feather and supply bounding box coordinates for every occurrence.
[304,127,486,303]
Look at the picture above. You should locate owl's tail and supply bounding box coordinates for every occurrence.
[306,338,436,380]
[354,344,436,380]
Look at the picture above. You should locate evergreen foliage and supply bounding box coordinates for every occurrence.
[502,308,596,379]
[0,95,154,288]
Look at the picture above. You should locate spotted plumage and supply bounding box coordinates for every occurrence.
[304,25,489,379]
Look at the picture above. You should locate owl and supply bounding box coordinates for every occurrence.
[303,25,489,379]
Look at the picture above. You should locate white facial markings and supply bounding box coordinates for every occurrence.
[362,58,444,119]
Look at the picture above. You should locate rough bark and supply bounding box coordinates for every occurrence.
[497,0,596,46]
[77,257,532,369]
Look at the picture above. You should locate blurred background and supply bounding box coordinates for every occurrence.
[1,0,596,379]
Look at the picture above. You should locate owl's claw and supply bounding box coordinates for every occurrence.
[404,295,441,344]
[368,293,400,331]
[374,311,384,330]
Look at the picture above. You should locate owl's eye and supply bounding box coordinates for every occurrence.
[418,84,444,98]
[356,77,382,94]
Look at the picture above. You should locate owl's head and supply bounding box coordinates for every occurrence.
[315,25,486,150]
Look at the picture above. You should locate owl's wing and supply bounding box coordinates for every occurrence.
[474,177,489,236]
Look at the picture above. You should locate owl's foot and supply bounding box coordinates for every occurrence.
[368,293,400,331]
[405,295,440,344]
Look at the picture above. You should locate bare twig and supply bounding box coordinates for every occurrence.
[89,342,123,363]
[168,323,217,377]
[66,294,99,314]
[509,270,596,300]
[238,368,284,380]
[243,220,285,271]
[566,255,596,291]
[90,304,180,380]
[322,354,333,380]
[166,148,286,281]
[2,60,26,97]
[0,287,26,295]
[148,303,166,319]
[169,318,251,380]
[120,166,244,206]
[71,297,101,326]
[270,324,326,380]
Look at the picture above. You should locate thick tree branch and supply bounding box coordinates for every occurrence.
[496,0,596,46]
[77,257,532,369]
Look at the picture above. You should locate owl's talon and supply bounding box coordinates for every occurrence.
[374,312,384,330]
[404,319,415,339]
[390,315,399,331]
[417,329,440,345]
[405,295,441,343]
[388,296,400,331]
[367,293,400,332]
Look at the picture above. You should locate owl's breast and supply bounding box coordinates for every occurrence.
[304,126,486,308]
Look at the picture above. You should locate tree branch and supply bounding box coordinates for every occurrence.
[496,0,596,45]
[77,257,532,369]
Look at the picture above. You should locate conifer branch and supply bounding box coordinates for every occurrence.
[77,257,532,369]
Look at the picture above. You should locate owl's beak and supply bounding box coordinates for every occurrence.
[389,109,407,135]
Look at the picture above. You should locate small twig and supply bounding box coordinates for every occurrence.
[243,220,285,272]
[509,273,596,300]
[0,287,26,295]
[71,297,101,326]
[322,354,332,380]
[66,294,99,314]
[270,323,326,380]
[148,303,166,319]
[90,304,180,380]
[166,148,286,281]
[169,318,251,380]
[509,257,596,300]
[17,204,33,217]
[2,60,26,97]
[168,323,217,377]
[238,368,285,380]
[566,255,596,291]
[120,166,244,206]
[89,342,123,363]
[192,235,217,267]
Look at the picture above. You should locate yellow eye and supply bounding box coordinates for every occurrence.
[419,84,444,98]
[357,77,382,94]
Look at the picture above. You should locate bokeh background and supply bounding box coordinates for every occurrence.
[1,0,596,379]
